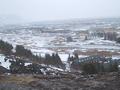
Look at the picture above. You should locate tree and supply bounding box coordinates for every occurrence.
[10,58,25,74]
[82,63,98,74]
[116,37,120,43]
[9,58,43,74]
[67,54,71,63]
[66,36,73,42]
[85,36,88,40]
[0,40,13,55]
[74,53,79,60]
[109,62,118,72]
[44,53,64,68]
[15,45,32,58]
[54,53,63,67]
[26,64,43,74]
[104,32,117,41]
[44,54,52,65]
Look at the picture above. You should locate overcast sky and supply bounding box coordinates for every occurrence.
[0,0,120,22]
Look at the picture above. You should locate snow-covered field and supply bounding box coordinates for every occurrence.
[0,32,120,61]
[0,19,120,62]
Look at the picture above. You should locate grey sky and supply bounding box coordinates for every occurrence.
[0,0,120,22]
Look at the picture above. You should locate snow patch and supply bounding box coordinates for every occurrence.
[118,65,120,68]
[112,55,120,59]
[0,54,11,69]
[59,54,69,62]
[25,63,32,66]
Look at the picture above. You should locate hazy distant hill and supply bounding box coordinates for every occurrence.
[0,14,24,26]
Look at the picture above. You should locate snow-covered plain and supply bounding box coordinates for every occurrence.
[1,32,120,61]
[0,19,120,62]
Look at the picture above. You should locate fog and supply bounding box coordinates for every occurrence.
[0,0,120,22]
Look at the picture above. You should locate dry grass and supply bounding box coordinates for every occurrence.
[0,74,38,85]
